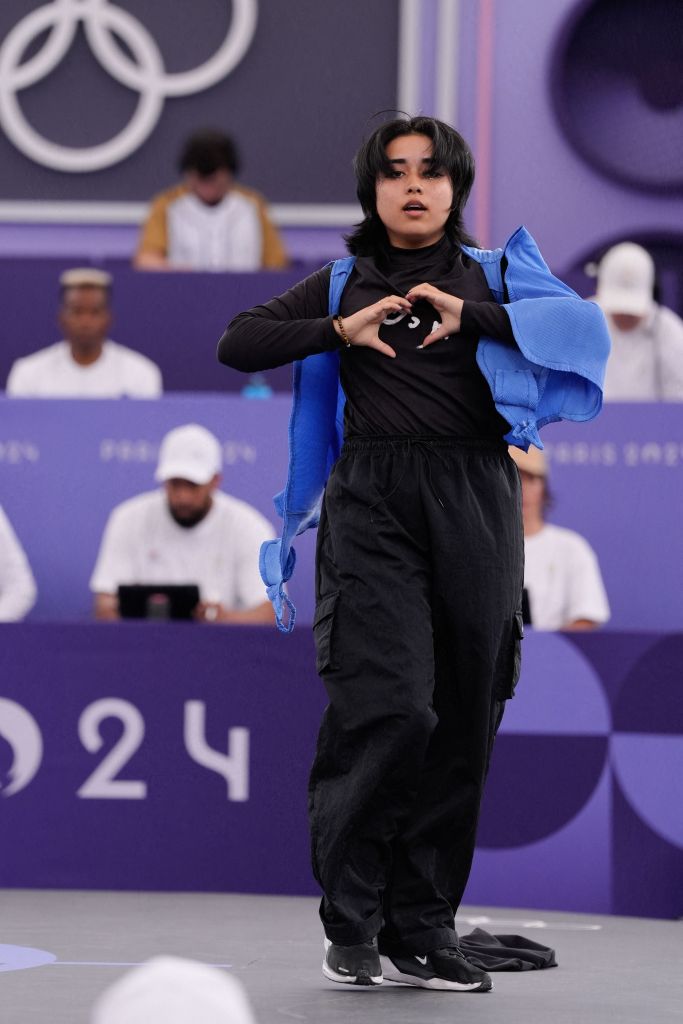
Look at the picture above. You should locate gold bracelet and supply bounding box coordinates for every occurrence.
[336,314,352,348]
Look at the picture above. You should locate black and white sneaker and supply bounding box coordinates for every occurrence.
[379,944,492,992]
[322,937,383,986]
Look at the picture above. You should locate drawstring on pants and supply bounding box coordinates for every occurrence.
[354,439,453,520]
[367,450,409,521]
[341,435,507,523]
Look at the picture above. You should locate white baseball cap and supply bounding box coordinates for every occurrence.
[155,424,222,485]
[596,242,655,317]
[59,267,112,288]
[91,955,257,1024]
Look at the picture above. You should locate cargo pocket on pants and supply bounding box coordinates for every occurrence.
[497,611,524,701]
[313,591,340,674]
[487,613,524,772]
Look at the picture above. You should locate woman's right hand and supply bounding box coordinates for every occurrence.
[333,295,412,358]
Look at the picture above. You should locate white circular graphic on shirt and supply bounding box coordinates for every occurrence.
[0,0,258,172]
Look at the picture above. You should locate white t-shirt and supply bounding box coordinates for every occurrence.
[524,523,610,631]
[90,489,275,609]
[598,304,683,401]
[0,505,37,622]
[167,191,262,271]
[6,340,162,398]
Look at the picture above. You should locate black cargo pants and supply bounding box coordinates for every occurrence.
[309,436,524,954]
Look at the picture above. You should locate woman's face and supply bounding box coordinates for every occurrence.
[375,133,453,249]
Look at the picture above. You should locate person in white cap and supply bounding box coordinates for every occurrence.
[510,446,610,631]
[90,424,275,623]
[91,955,257,1024]
[0,504,37,621]
[6,268,162,398]
[595,242,683,401]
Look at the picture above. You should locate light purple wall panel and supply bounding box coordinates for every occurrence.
[481,0,683,271]
[0,224,350,265]
[1,624,681,918]
[0,398,682,631]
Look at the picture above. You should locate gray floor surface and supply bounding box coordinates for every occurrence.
[1,889,681,1024]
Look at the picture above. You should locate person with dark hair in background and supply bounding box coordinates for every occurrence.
[6,268,162,398]
[218,116,609,991]
[134,129,288,271]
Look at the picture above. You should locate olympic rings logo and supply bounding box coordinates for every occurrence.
[0,0,258,173]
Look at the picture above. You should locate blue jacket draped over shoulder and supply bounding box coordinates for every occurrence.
[259,225,611,632]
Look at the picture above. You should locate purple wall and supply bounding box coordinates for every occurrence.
[2,0,682,286]
[0,0,398,204]
[468,0,683,274]
[1,624,681,918]
[0,224,350,267]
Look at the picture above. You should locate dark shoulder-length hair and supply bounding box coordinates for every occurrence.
[179,130,240,177]
[346,115,477,260]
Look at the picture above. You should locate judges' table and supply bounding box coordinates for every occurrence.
[0,260,313,393]
[0,624,681,918]
[1,397,683,631]
[0,394,319,626]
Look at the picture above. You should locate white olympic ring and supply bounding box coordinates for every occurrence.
[0,0,258,173]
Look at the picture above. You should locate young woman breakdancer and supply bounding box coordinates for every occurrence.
[218,116,609,991]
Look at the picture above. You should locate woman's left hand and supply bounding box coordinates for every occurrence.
[405,283,464,347]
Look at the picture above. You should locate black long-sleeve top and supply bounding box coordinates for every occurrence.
[218,236,515,439]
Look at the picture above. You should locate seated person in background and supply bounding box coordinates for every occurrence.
[510,447,610,631]
[6,269,162,398]
[90,424,275,624]
[134,129,288,272]
[595,242,683,401]
[0,504,37,621]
